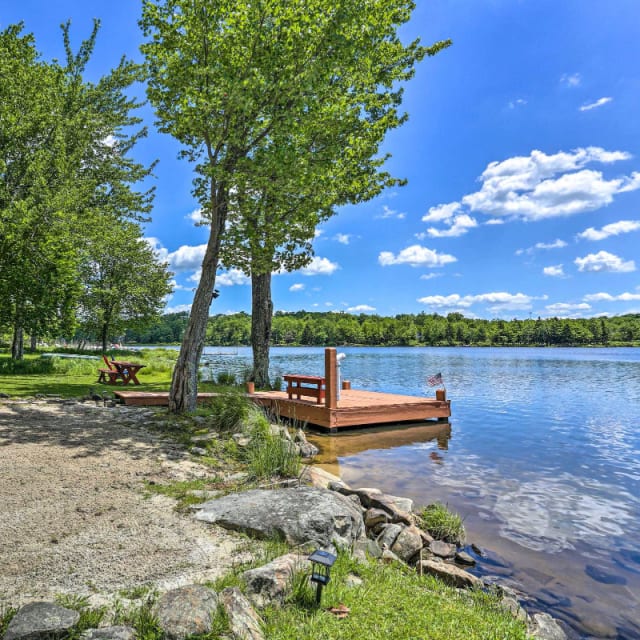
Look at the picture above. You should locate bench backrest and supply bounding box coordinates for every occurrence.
[102,355,114,370]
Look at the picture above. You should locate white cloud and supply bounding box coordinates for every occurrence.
[517,239,567,256]
[165,303,192,314]
[417,291,538,312]
[577,219,640,241]
[485,218,505,225]
[325,302,334,307]
[447,147,638,223]
[300,256,339,276]
[102,134,118,147]
[560,72,582,88]
[378,245,457,268]
[167,244,207,271]
[314,229,324,238]
[335,233,351,245]
[427,214,478,238]
[378,205,406,219]
[216,269,251,286]
[575,251,636,273]
[347,304,376,313]
[508,98,527,109]
[144,237,170,263]
[543,265,565,277]
[289,283,305,292]
[419,273,443,280]
[187,208,205,224]
[583,291,640,302]
[545,302,591,316]
[580,97,612,112]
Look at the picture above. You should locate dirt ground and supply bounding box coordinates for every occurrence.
[0,399,247,609]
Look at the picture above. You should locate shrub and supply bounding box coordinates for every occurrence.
[208,391,251,432]
[216,371,237,386]
[419,502,465,545]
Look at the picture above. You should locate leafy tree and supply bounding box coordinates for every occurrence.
[0,22,152,358]
[77,218,173,352]
[141,0,450,408]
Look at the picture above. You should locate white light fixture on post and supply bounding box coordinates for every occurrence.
[336,352,346,400]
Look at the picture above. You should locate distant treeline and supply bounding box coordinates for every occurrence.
[125,311,640,347]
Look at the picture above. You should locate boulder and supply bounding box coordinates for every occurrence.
[242,553,311,608]
[4,602,80,640]
[294,429,307,443]
[498,597,528,623]
[364,508,389,529]
[219,587,264,640]
[385,494,414,513]
[418,559,483,589]
[300,467,344,489]
[376,523,403,550]
[527,613,568,640]
[154,585,219,640]
[81,627,136,640]
[232,433,251,447]
[335,487,413,525]
[455,551,476,566]
[429,540,456,558]
[391,525,424,563]
[298,442,319,458]
[194,487,365,548]
[353,538,383,562]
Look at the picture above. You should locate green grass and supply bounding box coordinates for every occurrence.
[0,606,16,638]
[262,552,529,640]
[419,502,466,545]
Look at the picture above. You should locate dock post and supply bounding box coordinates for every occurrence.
[324,347,338,409]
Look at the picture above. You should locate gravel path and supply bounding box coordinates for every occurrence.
[0,399,245,608]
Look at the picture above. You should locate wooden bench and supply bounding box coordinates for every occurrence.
[283,374,325,404]
[98,354,125,385]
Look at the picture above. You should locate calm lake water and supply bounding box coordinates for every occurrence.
[198,345,640,639]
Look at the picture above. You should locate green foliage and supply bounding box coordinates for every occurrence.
[420,502,465,545]
[54,594,106,639]
[0,355,55,375]
[216,371,237,386]
[245,412,301,480]
[0,606,16,638]
[263,552,528,640]
[207,391,251,432]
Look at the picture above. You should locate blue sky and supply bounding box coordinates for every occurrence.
[4,0,640,319]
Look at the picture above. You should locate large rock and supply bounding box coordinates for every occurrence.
[194,487,364,548]
[242,553,311,608]
[376,523,403,550]
[429,540,456,558]
[4,602,80,640]
[391,525,424,563]
[364,508,390,529]
[418,559,483,589]
[154,585,219,640]
[81,627,136,640]
[336,487,412,525]
[527,613,568,640]
[219,587,264,640]
[300,467,345,489]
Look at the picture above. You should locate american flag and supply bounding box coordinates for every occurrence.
[427,372,443,387]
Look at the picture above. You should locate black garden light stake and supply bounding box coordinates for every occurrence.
[308,549,337,605]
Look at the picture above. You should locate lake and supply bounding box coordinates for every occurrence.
[199,345,640,638]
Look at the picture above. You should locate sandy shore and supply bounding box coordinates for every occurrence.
[0,399,245,608]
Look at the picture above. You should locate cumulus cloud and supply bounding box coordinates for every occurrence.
[575,251,636,273]
[579,97,612,111]
[216,269,251,286]
[378,245,457,268]
[417,291,539,312]
[508,98,527,109]
[516,239,567,256]
[347,304,376,313]
[187,208,206,224]
[335,233,351,245]
[423,147,638,224]
[545,302,591,316]
[485,218,505,225]
[560,72,582,88]
[165,303,192,314]
[577,219,640,241]
[583,291,640,302]
[300,256,339,276]
[378,205,406,220]
[543,265,565,277]
[289,283,305,292]
[420,273,443,280]
[427,214,478,238]
[166,244,207,272]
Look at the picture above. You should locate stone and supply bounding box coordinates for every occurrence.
[0,392,10,398]
[364,508,389,529]
[300,467,345,489]
[298,441,319,458]
[391,525,424,563]
[385,494,414,513]
[471,543,483,556]
[345,574,364,588]
[376,523,403,550]
[294,429,307,443]
[455,551,476,566]
[154,585,219,640]
[353,538,383,560]
[232,433,251,447]
[381,549,401,564]
[194,487,365,548]
[499,597,528,623]
[219,587,264,640]
[527,612,568,640]
[429,540,456,558]
[191,432,218,443]
[190,446,207,456]
[242,553,311,608]
[419,529,434,546]
[4,602,80,640]
[80,627,136,640]
[418,560,483,589]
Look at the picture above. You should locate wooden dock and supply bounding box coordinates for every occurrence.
[251,388,449,431]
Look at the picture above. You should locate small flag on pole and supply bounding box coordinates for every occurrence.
[427,372,443,387]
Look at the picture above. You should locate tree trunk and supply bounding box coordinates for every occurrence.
[29,334,37,352]
[169,184,228,413]
[11,324,24,360]
[101,323,109,353]
[251,271,273,388]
